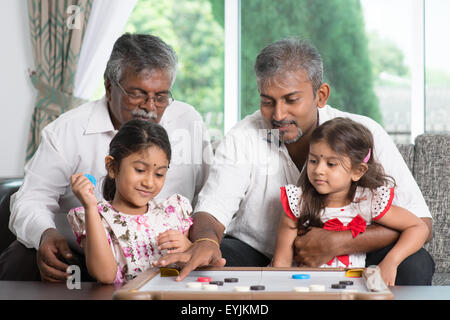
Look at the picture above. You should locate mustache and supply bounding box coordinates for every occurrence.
[131,108,158,120]
[271,119,297,127]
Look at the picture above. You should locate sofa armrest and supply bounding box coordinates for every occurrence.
[0,177,23,254]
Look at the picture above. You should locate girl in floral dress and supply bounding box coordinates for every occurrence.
[272,117,429,286]
[68,119,193,284]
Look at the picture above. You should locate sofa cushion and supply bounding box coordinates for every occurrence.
[413,134,449,273]
[0,178,23,253]
[432,273,450,286]
[396,143,415,174]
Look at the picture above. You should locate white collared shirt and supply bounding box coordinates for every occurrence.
[194,105,431,258]
[10,97,212,250]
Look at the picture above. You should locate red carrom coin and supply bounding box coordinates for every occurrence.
[197,277,212,282]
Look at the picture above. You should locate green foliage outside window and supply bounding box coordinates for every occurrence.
[120,0,382,135]
[91,0,449,137]
[125,0,225,134]
[234,0,382,124]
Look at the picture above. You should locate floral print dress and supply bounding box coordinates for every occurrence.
[67,194,193,283]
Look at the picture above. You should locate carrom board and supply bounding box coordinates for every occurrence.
[113,266,394,300]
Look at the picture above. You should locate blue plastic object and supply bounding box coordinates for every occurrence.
[292,274,310,280]
[84,174,96,187]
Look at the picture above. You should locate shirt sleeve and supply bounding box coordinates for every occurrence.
[192,120,213,209]
[371,186,395,221]
[280,185,302,221]
[67,207,87,246]
[194,129,253,228]
[368,120,431,219]
[162,194,194,233]
[9,126,73,250]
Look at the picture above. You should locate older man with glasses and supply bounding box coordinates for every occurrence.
[0,33,212,282]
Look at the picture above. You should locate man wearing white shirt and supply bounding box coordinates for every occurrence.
[0,34,212,281]
[157,38,435,285]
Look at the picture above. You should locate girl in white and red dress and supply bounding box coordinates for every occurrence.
[272,117,428,286]
[67,120,193,284]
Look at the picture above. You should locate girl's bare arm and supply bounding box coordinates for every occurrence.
[376,205,429,285]
[83,205,117,284]
[272,214,298,267]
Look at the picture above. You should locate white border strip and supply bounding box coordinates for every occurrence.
[224,0,240,134]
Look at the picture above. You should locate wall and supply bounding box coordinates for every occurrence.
[0,0,35,177]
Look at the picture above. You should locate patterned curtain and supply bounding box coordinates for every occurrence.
[26,0,93,161]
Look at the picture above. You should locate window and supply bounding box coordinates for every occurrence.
[236,0,449,144]
[425,0,450,134]
[239,0,417,144]
[240,1,384,123]
[92,0,225,142]
[91,0,449,143]
[361,0,414,144]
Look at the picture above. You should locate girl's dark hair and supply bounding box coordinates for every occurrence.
[297,117,395,230]
[103,119,171,201]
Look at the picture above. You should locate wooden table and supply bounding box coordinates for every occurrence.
[0,279,448,319]
[0,282,448,300]
[113,267,395,300]
[0,281,116,300]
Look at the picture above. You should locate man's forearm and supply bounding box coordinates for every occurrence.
[335,223,400,256]
[190,212,225,244]
[335,217,432,256]
[10,197,57,250]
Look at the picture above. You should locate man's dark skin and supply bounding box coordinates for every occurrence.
[155,69,432,281]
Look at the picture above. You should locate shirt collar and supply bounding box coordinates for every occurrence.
[84,96,117,135]
[318,105,331,125]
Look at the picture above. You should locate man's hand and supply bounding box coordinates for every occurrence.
[154,240,226,281]
[294,224,401,267]
[155,211,226,281]
[293,227,338,267]
[37,228,73,282]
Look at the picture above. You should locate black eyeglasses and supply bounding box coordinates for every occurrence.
[115,81,174,109]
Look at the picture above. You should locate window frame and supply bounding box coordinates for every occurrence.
[224,0,428,143]
[224,0,240,135]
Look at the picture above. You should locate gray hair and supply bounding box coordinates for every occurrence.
[254,38,323,93]
[104,33,178,85]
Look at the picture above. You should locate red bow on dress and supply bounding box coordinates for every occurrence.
[323,214,367,267]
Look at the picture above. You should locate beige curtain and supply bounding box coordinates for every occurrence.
[26,0,93,161]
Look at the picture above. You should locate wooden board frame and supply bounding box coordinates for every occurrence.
[113,266,394,300]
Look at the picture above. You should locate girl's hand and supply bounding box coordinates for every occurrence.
[71,173,98,210]
[157,229,192,254]
[378,259,398,286]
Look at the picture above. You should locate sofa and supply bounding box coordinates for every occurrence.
[0,134,448,285]
[396,134,449,285]
[0,177,22,254]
